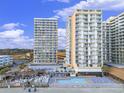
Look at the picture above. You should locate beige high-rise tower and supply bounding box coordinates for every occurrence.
[66,9,103,73]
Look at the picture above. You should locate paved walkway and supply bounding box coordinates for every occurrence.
[0,88,124,93]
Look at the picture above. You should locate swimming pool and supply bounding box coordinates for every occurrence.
[56,77,86,85]
[50,77,121,88]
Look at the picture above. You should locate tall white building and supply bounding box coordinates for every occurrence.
[103,22,112,64]
[34,18,58,64]
[66,9,103,73]
[104,13,124,65]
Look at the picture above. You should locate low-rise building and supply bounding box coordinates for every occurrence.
[57,50,66,64]
[28,63,62,72]
[0,55,13,67]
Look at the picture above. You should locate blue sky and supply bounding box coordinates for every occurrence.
[0,0,124,49]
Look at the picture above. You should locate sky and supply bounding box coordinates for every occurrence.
[0,0,124,50]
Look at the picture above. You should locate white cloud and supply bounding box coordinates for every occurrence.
[0,30,24,39]
[1,23,25,30]
[0,23,33,49]
[54,0,124,20]
[58,28,66,50]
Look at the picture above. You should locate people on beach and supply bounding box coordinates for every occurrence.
[22,82,37,92]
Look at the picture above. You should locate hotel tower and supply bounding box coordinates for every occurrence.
[34,18,58,64]
[104,13,124,65]
[66,9,103,73]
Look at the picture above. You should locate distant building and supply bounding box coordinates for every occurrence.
[34,18,58,64]
[66,9,103,73]
[28,63,62,72]
[0,55,13,67]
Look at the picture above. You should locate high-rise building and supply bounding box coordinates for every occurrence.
[105,13,124,65]
[34,18,58,64]
[66,9,103,73]
[103,21,112,64]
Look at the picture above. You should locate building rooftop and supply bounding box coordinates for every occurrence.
[34,18,58,20]
[0,55,11,57]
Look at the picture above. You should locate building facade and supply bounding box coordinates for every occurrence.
[34,18,58,64]
[66,17,71,65]
[0,55,13,67]
[66,9,103,73]
[105,13,124,65]
[103,22,112,64]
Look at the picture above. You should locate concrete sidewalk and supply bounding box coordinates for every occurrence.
[0,88,124,93]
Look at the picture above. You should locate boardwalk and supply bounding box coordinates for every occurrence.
[0,88,124,93]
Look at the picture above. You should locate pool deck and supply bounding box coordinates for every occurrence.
[0,88,124,93]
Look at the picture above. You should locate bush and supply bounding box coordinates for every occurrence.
[102,66,110,72]
[19,64,26,69]
[0,67,10,75]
